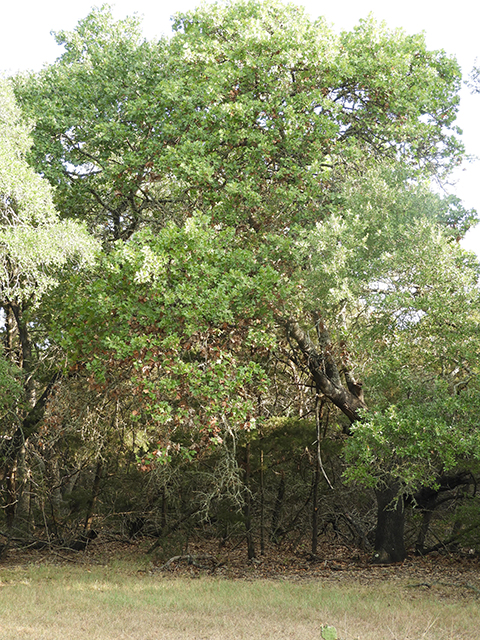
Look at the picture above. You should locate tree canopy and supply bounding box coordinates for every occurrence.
[15,2,468,240]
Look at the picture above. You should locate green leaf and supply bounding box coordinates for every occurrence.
[321,625,338,640]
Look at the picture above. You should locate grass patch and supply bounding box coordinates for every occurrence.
[0,561,477,639]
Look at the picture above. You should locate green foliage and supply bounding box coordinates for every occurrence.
[0,78,98,419]
[46,213,289,457]
[0,345,23,417]
[345,389,480,491]
[0,78,98,302]
[13,7,165,240]
[341,224,480,491]
[296,165,477,318]
[13,1,467,239]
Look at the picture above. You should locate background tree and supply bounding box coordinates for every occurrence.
[0,78,98,532]
[336,212,480,562]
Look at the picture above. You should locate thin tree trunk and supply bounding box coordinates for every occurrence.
[259,448,265,555]
[415,509,433,555]
[161,486,167,531]
[270,470,285,543]
[5,455,18,530]
[15,444,32,534]
[243,442,256,559]
[311,458,320,555]
[84,460,102,533]
[4,304,17,361]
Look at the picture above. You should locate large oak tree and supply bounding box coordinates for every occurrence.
[11,1,480,560]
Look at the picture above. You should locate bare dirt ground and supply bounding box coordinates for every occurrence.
[2,534,479,601]
[152,540,480,602]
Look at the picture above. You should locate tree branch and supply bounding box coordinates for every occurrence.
[280,316,367,423]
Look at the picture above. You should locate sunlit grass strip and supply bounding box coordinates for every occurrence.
[0,564,477,639]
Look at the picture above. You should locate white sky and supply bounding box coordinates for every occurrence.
[1,0,479,257]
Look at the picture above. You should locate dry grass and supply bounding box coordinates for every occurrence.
[0,559,478,640]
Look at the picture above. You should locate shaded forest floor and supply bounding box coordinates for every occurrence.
[2,534,480,601]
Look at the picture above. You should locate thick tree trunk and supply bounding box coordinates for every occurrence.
[373,483,406,564]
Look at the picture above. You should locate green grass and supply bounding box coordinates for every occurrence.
[0,562,477,639]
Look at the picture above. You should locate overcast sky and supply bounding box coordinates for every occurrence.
[2,0,479,256]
